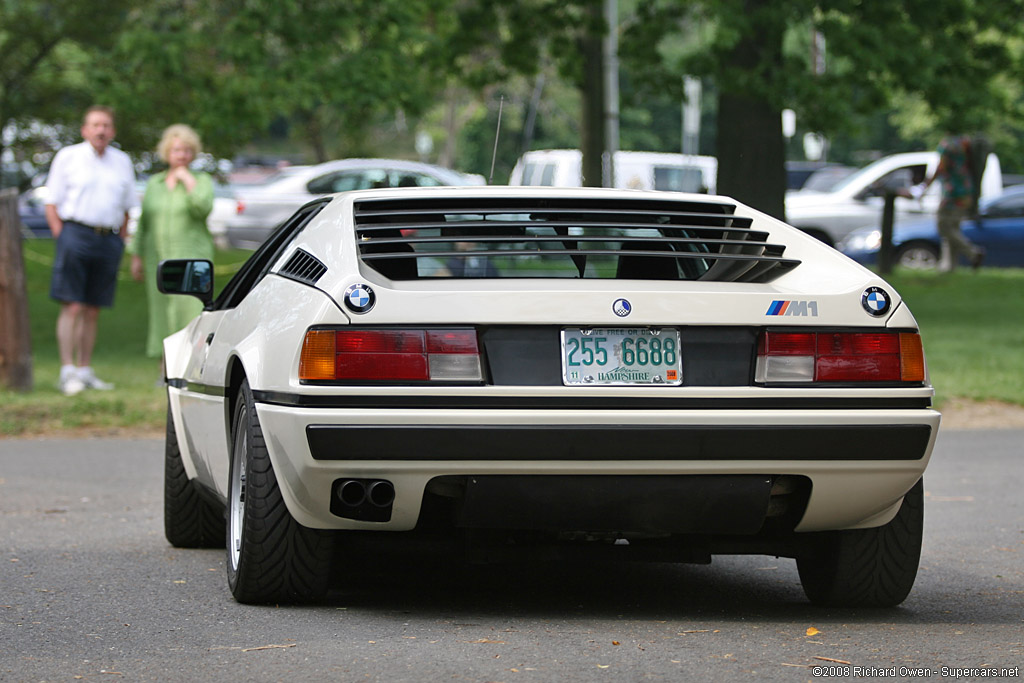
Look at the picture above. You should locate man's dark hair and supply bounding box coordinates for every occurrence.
[83,105,116,125]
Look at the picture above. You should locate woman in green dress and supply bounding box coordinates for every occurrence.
[129,124,214,357]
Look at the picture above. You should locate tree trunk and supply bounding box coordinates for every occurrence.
[440,85,459,169]
[717,93,786,220]
[715,0,787,221]
[307,108,329,163]
[580,3,606,188]
[0,188,34,391]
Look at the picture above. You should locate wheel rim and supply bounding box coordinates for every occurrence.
[229,404,248,572]
[899,247,938,269]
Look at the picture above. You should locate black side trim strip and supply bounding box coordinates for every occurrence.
[307,424,933,462]
[166,378,227,397]
[254,389,931,411]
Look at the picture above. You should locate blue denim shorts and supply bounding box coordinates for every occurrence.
[50,222,125,307]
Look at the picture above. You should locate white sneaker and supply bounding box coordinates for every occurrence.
[60,375,86,396]
[77,368,114,391]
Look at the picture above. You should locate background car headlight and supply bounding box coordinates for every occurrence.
[840,230,882,252]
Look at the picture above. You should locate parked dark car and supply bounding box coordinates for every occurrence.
[837,185,1024,268]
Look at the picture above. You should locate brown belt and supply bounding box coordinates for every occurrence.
[69,220,118,235]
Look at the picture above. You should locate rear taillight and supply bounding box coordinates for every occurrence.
[236,199,245,215]
[756,331,925,383]
[299,328,482,382]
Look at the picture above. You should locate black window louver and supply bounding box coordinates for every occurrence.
[279,248,327,285]
[353,196,800,283]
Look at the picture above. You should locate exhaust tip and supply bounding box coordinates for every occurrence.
[367,480,396,508]
[337,479,367,507]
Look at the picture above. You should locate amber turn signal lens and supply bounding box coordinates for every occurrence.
[299,329,337,380]
[899,333,926,382]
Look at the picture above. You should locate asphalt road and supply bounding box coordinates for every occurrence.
[1,430,1021,682]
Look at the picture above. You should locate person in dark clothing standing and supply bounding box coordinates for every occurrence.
[915,135,985,272]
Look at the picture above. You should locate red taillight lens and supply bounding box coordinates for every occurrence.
[236,199,245,215]
[757,331,925,383]
[300,328,481,382]
[761,332,816,355]
[335,330,426,354]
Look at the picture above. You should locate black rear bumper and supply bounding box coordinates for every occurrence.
[307,424,932,462]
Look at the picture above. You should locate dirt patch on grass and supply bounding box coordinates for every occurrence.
[4,399,1022,440]
[938,398,1024,430]
[2,425,164,440]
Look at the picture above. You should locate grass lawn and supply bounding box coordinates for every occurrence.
[1,239,1022,436]
[1,239,251,436]
[884,268,1024,406]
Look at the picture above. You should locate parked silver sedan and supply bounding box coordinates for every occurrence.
[225,158,485,248]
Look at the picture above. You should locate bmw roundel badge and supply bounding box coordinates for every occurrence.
[344,283,375,314]
[612,298,632,317]
[861,286,891,317]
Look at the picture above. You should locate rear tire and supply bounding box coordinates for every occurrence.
[797,479,924,607]
[226,379,335,603]
[164,405,224,548]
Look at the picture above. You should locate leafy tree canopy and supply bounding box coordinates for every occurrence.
[621,0,1024,216]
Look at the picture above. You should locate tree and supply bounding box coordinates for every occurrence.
[0,0,135,187]
[90,0,457,163]
[438,0,603,178]
[623,0,1024,219]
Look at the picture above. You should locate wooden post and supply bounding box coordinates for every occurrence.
[0,187,33,390]
[879,190,896,275]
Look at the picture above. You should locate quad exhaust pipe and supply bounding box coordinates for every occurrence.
[331,478,395,522]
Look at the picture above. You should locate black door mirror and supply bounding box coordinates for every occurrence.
[157,259,214,306]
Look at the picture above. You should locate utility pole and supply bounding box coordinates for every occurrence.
[603,0,619,187]
[682,76,701,155]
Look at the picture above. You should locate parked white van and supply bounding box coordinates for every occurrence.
[786,150,1002,246]
[509,149,717,194]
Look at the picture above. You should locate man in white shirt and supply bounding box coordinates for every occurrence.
[45,106,137,396]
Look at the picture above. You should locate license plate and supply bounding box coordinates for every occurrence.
[561,328,682,386]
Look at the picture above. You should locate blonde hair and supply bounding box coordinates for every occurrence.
[157,124,202,161]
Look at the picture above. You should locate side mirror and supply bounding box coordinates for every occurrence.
[157,259,214,306]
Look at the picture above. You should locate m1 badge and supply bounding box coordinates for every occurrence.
[344,283,375,314]
[861,287,891,317]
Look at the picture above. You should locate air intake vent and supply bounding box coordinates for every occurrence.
[353,196,799,282]
[279,248,327,285]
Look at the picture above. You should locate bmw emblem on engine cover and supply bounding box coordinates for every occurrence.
[612,298,632,317]
[344,284,375,314]
[861,287,891,317]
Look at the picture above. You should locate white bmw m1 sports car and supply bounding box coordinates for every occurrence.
[158,186,939,606]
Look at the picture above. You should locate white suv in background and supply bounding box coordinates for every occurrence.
[785,151,1002,246]
[509,149,718,195]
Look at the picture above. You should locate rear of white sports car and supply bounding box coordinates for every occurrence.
[162,187,939,606]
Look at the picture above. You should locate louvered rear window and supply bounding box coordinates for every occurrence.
[353,196,799,283]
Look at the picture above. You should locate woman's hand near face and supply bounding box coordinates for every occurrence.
[165,165,197,192]
[165,138,198,191]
